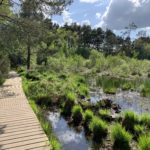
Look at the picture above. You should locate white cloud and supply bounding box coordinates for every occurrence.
[81,20,91,25]
[62,10,73,25]
[99,0,150,30]
[80,0,101,3]
[96,12,101,19]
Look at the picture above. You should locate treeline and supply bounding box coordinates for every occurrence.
[0,0,150,72]
[61,23,150,59]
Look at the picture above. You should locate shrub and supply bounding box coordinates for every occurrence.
[122,111,139,132]
[138,135,150,150]
[72,105,83,126]
[89,116,108,142]
[111,123,132,150]
[99,109,111,120]
[84,110,94,129]
[25,71,41,81]
[140,114,150,128]
[62,92,76,116]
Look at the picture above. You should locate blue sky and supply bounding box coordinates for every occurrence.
[52,0,109,27]
[52,0,150,38]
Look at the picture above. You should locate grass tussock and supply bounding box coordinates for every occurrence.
[138,135,150,150]
[89,116,108,142]
[111,123,132,150]
[122,111,139,132]
[72,105,84,126]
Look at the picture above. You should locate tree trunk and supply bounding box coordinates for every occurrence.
[27,43,31,70]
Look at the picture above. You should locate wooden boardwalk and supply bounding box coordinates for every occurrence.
[0,72,50,150]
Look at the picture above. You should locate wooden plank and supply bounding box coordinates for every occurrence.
[0,72,50,150]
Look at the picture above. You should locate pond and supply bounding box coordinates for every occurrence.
[48,112,91,150]
[90,88,150,114]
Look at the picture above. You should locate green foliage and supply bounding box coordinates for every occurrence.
[72,105,83,126]
[140,114,150,128]
[78,84,89,97]
[122,82,133,91]
[138,135,150,150]
[66,91,76,101]
[25,71,41,81]
[25,80,52,107]
[62,91,76,116]
[0,76,5,86]
[76,47,91,59]
[84,109,94,129]
[89,116,108,142]
[134,125,145,139]
[122,111,139,132]
[51,139,61,150]
[0,52,9,85]
[111,123,132,150]
[141,81,150,98]
[103,87,117,94]
[96,76,139,94]
[99,109,111,120]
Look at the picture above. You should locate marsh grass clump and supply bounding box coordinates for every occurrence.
[99,109,111,121]
[72,105,83,126]
[141,81,150,98]
[122,82,133,91]
[122,111,139,132]
[89,116,108,142]
[140,114,150,128]
[138,135,150,150]
[84,109,94,130]
[103,87,117,95]
[78,84,89,98]
[134,125,145,140]
[111,123,132,150]
[62,92,76,116]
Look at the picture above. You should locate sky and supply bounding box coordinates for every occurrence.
[52,0,150,37]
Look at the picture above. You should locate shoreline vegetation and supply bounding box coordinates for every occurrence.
[1,0,150,150]
[19,52,150,150]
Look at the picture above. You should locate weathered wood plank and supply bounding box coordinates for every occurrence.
[0,72,50,150]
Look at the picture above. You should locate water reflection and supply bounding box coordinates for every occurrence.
[48,112,91,150]
[90,89,150,114]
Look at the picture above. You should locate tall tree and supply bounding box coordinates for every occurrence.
[18,0,73,70]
